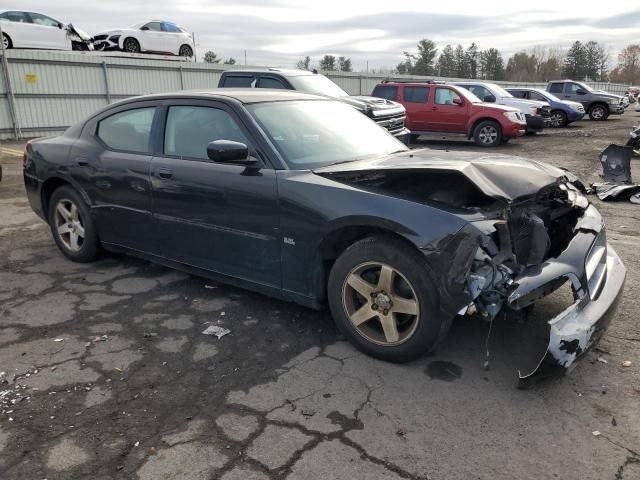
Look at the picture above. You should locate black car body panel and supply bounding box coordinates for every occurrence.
[23,89,625,385]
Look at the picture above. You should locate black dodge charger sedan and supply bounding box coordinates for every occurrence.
[23,89,625,386]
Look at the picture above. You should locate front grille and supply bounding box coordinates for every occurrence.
[93,34,108,41]
[538,106,552,117]
[375,113,406,132]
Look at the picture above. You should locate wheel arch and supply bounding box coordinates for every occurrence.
[121,36,140,51]
[41,176,92,223]
[468,116,502,139]
[589,101,609,113]
[312,222,425,303]
[2,32,13,48]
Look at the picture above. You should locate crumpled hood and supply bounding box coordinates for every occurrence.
[314,149,566,202]
[66,24,91,41]
[337,96,405,115]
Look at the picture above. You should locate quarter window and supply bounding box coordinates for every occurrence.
[548,83,564,94]
[372,85,398,101]
[97,107,156,154]
[435,88,462,105]
[164,106,249,160]
[404,87,429,103]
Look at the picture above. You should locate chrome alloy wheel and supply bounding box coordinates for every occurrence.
[341,262,420,346]
[550,111,565,127]
[591,106,605,120]
[54,199,85,252]
[478,125,498,145]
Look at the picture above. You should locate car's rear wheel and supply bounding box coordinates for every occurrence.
[48,186,99,263]
[549,110,567,127]
[123,37,140,53]
[588,104,609,121]
[2,33,12,49]
[328,236,442,363]
[473,120,502,147]
[179,44,193,57]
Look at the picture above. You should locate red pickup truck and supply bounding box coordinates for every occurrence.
[372,81,527,147]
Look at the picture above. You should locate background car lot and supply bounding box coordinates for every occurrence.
[1,114,639,480]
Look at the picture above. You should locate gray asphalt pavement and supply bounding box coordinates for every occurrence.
[1,114,639,479]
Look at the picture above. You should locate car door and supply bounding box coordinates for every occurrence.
[430,87,468,133]
[68,102,158,251]
[402,86,430,131]
[25,12,68,50]
[160,22,182,54]
[139,21,166,53]
[150,100,281,287]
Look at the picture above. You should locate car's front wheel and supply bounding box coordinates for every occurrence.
[2,33,12,49]
[328,236,442,363]
[473,120,502,147]
[48,186,100,263]
[588,104,609,121]
[550,110,568,127]
[179,44,193,57]
[123,37,141,53]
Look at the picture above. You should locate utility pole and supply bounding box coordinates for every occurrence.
[244,49,247,65]
[0,21,21,139]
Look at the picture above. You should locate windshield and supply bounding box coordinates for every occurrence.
[492,84,513,98]
[456,87,482,103]
[575,81,595,93]
[287,75,349,98]
[248,100,407,169]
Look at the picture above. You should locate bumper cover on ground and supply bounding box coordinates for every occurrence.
[516,245,625,388]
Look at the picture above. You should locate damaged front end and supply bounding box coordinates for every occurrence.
[463,180,626,387]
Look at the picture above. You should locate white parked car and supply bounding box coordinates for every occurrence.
[0,9,92,51]
[456,81,552,133]
[93,21,194,57]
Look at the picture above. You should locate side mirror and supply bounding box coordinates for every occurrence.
[452,97,463,106]
[58,23,64,29]
[484,94,496,103]
[206,140,255,165]
[576,89,587,95]
[140,26,149,31]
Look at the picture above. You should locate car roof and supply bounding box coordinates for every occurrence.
[118,88,325,105]
[222,68,315,77]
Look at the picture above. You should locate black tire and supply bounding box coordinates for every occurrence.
[48,186,100,263]
[123,37,140,53]
[327,235,443,363]
[473,120,502,147]
[2,33,12,49]
[549,110,568,128]
[179,44,193,57]
[588,104,609,121]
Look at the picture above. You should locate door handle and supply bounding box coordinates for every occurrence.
[158,168,173,179]
[431,107,437,111]
[75,157,89,167]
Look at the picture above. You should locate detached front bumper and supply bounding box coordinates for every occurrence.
[508,207,626,388]
[525,114,545,133]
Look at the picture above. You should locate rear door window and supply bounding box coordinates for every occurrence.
[404,87,429,103]
[222,75,255,87]
[97,107,156,154]
[465,85,492,101]
[530,92,547,101]
[257,77,287,89]
[371,85,398,101]
[163,106,249,160]
[548,83,564,94]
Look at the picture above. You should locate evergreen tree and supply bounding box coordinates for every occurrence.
[436,45,455,77]
[563,41,586,79]
[454,44,467,78]
[296,55,311,70]
[465,43,479,79]
[319,55,337,71]
[338,56,353,72]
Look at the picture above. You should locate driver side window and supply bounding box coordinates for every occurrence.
[28,13,59,27]
[164,106,249,160]
[142,22,162,31]
[435,88,461,105]
[568,83,583,94]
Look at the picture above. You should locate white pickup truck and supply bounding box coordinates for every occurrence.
[455,81,551,133]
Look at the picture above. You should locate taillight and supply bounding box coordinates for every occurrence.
[23,141,31,168]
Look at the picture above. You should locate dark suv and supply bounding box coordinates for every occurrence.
[219,69,409,142]
[546,80,625,121]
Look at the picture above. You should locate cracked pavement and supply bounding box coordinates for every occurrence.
[1,115,640,480]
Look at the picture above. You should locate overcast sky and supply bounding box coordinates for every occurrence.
[10,0,640,69]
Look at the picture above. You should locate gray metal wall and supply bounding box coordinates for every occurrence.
[0,50,632,140]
